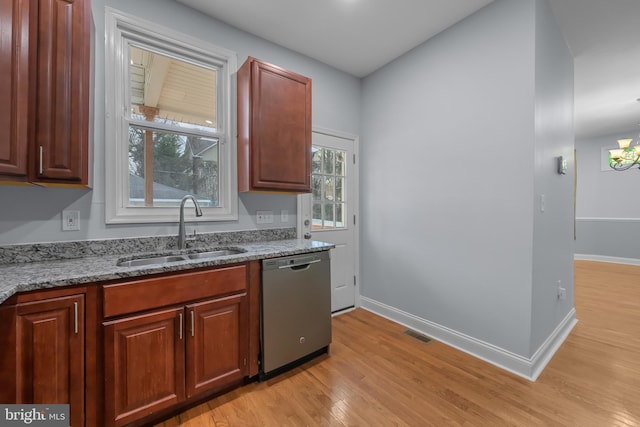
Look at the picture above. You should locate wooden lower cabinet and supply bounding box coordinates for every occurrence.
[103,293,249,427]
[0,294,85,427]
[186,293,248,397]
[103,307,185,427]
[0,261,260,427]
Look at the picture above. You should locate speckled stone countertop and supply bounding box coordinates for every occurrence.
[0,228,333,305]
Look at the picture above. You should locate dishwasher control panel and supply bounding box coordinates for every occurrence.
[262,252,327,270]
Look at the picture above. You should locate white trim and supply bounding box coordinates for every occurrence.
[104,8,238,224]
[359,296,577,381]
[576,217,640,222]
[528,309,578,380]
[312,126,360,142]
[574,254,640,266]
[331,306,357,317]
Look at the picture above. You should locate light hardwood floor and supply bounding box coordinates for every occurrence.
[156,260,640,426]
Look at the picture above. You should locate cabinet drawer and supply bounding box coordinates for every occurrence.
[103,265,247,318]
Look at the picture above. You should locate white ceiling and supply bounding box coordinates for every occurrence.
[548,0,640,139]
[177,0,640,140]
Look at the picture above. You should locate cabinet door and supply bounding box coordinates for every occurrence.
[15,294,85,427]
[34,0,90,184]
[0,0,32,178]
[186,293,248,397]
[238,57,312,193]
[103,307,185,427]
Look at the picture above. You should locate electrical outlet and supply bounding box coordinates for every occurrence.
[256,210,274,224]
[62,210,80,231]
[557,280,566,300]
[558,287,567,300]
[281,210,289,223]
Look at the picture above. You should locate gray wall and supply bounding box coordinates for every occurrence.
[530,0,575,353]
[575,130,640,260]
[360,0,574,359]
[0,0,361,245]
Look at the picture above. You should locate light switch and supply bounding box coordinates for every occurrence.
[281,210,289,223]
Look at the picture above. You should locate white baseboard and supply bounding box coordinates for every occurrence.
[528,308,578,380]
[359,296,577,381]
[574,254,640,266]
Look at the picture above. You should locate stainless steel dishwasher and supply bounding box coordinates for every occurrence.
[261,250,331,378]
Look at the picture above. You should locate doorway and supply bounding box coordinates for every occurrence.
[298,128,359,313]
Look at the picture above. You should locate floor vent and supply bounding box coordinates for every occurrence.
[403,329,432,344]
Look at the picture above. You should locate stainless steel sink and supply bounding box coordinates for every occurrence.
[187,249,244,259]
[116,255,188,267]
[116,248,245,267]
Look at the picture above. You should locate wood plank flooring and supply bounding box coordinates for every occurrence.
[155,260,640,426]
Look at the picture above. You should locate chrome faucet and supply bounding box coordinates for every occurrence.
[178,195,203,250]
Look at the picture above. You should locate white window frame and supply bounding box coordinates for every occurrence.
[104,8,238,224]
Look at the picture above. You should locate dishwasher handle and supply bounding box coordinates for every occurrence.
[278,258,321,270]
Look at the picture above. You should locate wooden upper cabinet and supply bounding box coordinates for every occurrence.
[0,0,32,179]
[237,57,312,193]
[0,0,92,186]
[33,0,91,185]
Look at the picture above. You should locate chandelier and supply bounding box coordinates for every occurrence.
[609,135,640,171]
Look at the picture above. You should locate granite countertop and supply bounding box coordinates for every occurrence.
[0,238,333,305]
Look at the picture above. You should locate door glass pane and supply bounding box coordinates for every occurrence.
[324,203,334,226]
[324,177,335,202]
[128,126,219,207]
[323,149,334,174]
[336,203,345,227]
[311,146,347,230]
[312,176,322,200]
[312,202,322,229]
[335,177,344,202]
[336,151,345,176]
[312,147,322,174]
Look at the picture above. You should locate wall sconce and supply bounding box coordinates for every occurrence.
[557,156,568,174]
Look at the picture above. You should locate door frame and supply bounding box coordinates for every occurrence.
[297,126,361,311]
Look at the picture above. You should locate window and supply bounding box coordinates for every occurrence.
[105,9,237,223]
[312,146,347,229]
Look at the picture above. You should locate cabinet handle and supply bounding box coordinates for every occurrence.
[73,302,78,334]
[39,146,43,174]
[178,312,183,340]
[190,311,195,337]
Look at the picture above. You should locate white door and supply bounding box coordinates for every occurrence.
[299,129,358,313]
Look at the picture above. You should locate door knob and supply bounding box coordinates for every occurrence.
[304,232,312,239]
